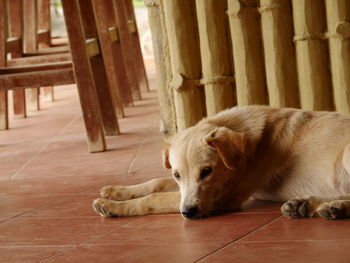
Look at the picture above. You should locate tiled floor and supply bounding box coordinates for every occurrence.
[1,63,350,263]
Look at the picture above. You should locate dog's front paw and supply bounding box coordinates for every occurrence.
[281,198,313,218]
[92,198,120,218]
[317,201,348,220]
[100,185,130,201]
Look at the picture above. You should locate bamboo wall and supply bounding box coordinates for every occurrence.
[145,0,350,136]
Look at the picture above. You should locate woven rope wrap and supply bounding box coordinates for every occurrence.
[258,2,288,14]
[171,73,235,92]
[144,0,160,7]
[294,22,350,42]
[226,0,258,19]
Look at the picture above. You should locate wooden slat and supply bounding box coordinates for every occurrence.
[61,0,106,152]
[0,61,72,74]
[7,53,71,66]
[0,69,75,90]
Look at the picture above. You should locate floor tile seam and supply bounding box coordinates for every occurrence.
[37,217,142,262]
[194,215,282,262]
[125,114,160,177]
[9,114,81,179]
[0,245,74,248]
[0,194,76,224]
[232,239,350,244]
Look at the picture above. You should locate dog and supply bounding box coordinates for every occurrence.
[93,105,350,220]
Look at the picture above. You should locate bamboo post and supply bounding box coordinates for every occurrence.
[0,0,8,129]
[227,0,267,106]
[292,0,332,111]
[8,0,26,118]
[260,0,299,108]
[124,0,149,93]
[163,0,205,131]
[195,0,235,117]
[325,0,350,113]
[144,0,177,136]
[23,0,40,112]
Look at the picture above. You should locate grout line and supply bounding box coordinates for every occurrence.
[9,115,81,179]
[38,217,141,263]
[194,215,282,262]
[125,114,159,177]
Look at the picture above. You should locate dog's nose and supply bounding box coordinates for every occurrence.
[181,206,198,218]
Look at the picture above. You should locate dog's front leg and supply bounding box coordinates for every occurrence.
[100,177,178,201]
[93,191,180,217]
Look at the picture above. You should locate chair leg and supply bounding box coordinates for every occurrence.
[0,91,8,130]
[92,0,133,113]
[113,0,142,101]
[23,0,40,112]
[62,0,120,152]
[123,0,149,93]
[13,90,26,118]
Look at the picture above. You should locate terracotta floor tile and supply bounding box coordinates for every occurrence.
[22,194,99,218]
[0,217,136,246]
[0,246,73,263]
[0,175,115,196]
[87,213,279,246]
[200,240,350,263]
[43,243,219,263]
[240,216,350,242]
[0,194,69,221]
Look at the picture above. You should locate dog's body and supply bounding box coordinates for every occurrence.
[93,105,350,220]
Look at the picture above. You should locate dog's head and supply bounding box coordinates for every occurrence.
[163,124,249,219]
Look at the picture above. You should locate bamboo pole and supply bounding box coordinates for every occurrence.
[196,0,235,117]
[163,0,205,131]
[260,0,299,108]
[227,0,267,106]
[325,0,350,113]
[144,0,177,136]
[292,0,332,111]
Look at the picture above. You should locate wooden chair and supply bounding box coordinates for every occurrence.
[1,0,120,152]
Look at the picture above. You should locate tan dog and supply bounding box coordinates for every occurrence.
[93,105,350,220]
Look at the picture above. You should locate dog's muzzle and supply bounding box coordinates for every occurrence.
[181,206,198,219]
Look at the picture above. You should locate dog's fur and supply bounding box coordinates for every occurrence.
[93,105,350,220]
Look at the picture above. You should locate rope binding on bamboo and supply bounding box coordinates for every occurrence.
[170,73,235,92]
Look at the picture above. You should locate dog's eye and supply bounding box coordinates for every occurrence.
[173,171,181,180]
[200,167,212,180]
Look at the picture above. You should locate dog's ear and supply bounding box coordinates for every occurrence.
[162,142,172,169]
[206,127,246,170]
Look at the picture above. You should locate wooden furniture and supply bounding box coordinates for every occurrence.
[1,0,117,152]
